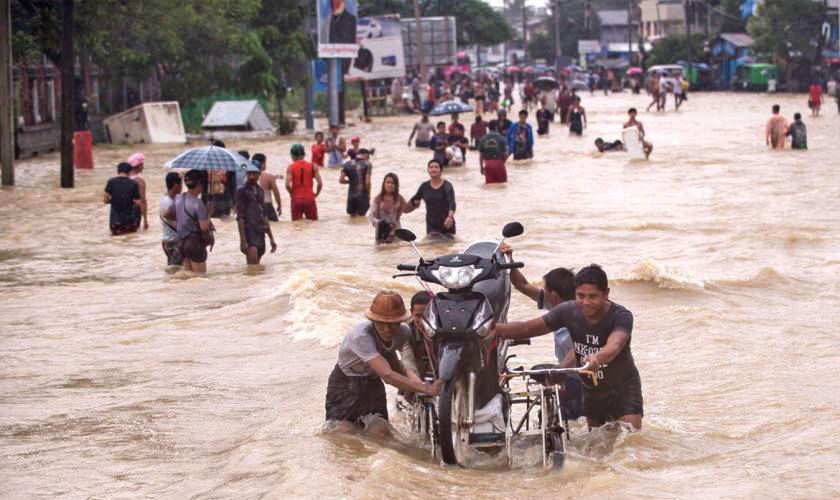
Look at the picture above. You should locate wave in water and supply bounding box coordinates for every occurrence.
[275,269,421,347]
[617,260,707,290]
[618,260,790,291]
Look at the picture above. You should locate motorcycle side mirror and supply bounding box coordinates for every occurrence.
[395,229,417,242]
[502,222,524,238]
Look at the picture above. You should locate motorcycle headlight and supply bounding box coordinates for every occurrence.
[431,265,481,289]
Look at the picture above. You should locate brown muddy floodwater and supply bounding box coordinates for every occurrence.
[1,91,839,499]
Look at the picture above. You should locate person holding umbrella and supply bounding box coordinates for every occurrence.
[236,162,277,266]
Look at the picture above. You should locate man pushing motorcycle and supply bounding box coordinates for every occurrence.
[325,291,442,426]
[495,264,644,430]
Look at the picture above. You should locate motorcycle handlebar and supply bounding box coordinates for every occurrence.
[499,261,524,270]
[396,264,417,271]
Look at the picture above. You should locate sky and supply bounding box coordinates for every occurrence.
[484,0,549,9]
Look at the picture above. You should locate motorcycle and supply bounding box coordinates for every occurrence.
[393,222,525,465]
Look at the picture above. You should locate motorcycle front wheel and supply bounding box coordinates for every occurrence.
[438,375,470,465]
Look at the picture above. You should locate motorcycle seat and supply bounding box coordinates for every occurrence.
[528,363,567,386]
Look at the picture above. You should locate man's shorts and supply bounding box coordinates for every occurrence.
[178,232,207,263]
[483,159,507,184]
[415,139,431,148]
[583,372,643,425]
[162,239,183,266]
[291,198,318,221]
[242,227,266,257]
[346,193,370,216]
[263,202,278,222]
[110,222,139,236]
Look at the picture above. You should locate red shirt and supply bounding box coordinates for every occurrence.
[289,159,315,200]
[470,121,487,142]
[311,143,325,167]
[809,84,822,102]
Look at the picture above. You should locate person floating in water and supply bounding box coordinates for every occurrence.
[595,138,626,153]
[765,104,788,150]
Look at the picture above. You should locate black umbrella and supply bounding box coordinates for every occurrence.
[533,76,559,91]
[429,100,474,116]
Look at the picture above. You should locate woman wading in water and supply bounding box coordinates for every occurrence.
[368,173,407,244]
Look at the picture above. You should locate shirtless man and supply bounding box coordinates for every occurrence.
[253,153,282,221]
[326,124,347,168]
[624,108,653,159]
[765,104,789,149]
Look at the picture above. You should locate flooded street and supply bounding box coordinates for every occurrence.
[1,91,839,498]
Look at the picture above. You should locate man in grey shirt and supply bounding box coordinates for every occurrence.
[496,264,643,430]
[326,291,442,425]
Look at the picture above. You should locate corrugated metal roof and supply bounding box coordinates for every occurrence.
[597,10,630,26]
[720,33,753,48]
[202,100,270,129]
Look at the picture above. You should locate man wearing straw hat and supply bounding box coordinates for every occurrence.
[325,291,442,425]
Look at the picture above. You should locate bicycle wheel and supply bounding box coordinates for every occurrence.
[439,375,470,465]
[425,403,439,459]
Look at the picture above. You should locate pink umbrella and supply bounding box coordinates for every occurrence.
[523,66,536,73]
[506,65,521,73]
[627,67,642,75]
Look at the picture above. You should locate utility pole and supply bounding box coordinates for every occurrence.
[684,0,692,87]
[628,0,634,65]
[328,59,338,126]
[412,0,425,85]
[0,0,13,186]
[521,0,528,64]
[554,0,561,72]
[59,0,74,188]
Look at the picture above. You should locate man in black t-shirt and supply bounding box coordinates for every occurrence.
[339,148,372,217]
[496,264,643,430]
[103,162,141,235]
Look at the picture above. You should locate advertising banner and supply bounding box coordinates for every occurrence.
[313,60,342,92]
[347,17,406,80]
[317,0,359,58]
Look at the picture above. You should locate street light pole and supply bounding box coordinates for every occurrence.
[685,0,693,86]
[412,0,425,85]
[0,0,13,186]
[554,0,561,72]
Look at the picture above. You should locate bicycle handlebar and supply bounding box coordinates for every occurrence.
[499,261,524,270]
[396,264,417,271]
[502,362,598,386]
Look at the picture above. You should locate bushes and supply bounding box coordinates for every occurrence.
[282,83,363,117]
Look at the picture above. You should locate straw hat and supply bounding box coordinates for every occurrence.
[364,291,410,323]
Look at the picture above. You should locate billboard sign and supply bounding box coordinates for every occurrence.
[317,0,359,58]
[348,17,406,80]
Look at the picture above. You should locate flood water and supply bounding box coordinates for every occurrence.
[1,91,839,499]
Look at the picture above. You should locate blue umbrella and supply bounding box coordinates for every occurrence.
[429,100,473,116]
[163,145,251,171]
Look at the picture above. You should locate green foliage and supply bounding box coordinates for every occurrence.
[180,90,272,133]
[283,84,363,118]
[747,0,826,65]
[451,0,516,47]
[528,33,555,64]
[645,34,705,67]
[719,0,747,33]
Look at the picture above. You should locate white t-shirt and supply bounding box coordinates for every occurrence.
[447,145,464,164]
[160,195,177,242]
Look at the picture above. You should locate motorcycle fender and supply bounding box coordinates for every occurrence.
[438,344,464,383]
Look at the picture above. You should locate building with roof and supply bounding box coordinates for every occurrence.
[710,32,753,89]
[597,10,639,47]
[639,0,704,38]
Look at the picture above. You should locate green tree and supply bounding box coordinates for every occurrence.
[718,0,747,33]
[452,0,516,47]
[747,0,825,65]
[645,34,705,67]
[527,32,554,64]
